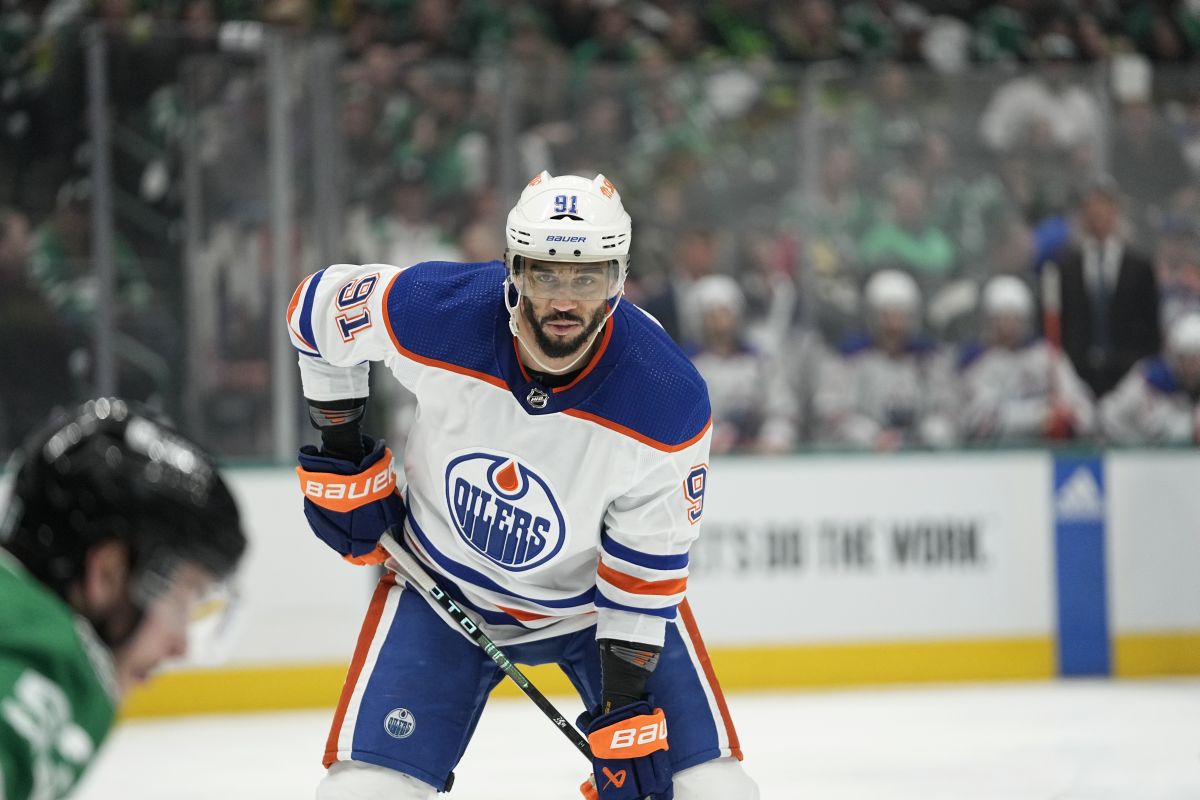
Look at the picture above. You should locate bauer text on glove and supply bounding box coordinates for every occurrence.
[296,437,405,564]
[579,700,672,800]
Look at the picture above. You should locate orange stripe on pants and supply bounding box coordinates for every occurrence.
[678,599,743,760]
[323,572,397,767]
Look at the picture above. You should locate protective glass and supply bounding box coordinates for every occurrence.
[514,258,620,301]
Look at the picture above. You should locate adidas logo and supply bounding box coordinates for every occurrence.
[1056,466,1104,521]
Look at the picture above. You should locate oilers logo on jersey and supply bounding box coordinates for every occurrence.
[444,452,566,572]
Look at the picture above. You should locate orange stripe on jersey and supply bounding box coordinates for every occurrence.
[287,278,318,352]
[562,411,712,454]
[678,599,743,760]
[495,604,551,622]
[553,316,613,393]
[381,272,509,391]
[323,572,397,767]
[597,561,687,597]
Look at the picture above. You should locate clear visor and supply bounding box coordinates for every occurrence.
[132,558,243,666]
[513,257,620,301]
[180,579,241,666]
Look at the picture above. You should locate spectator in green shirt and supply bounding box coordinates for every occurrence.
[27,180,151,329]
[859,172,957,279]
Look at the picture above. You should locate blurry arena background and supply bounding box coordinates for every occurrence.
[2,0,1199,787]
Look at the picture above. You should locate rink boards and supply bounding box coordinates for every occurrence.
[113,450,1200,717]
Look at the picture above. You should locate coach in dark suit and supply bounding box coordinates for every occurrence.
[1055,175,1161,398]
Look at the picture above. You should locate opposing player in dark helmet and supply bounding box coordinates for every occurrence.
[0,398,246,800]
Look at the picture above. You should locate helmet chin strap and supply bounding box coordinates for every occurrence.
[505,277,623,376]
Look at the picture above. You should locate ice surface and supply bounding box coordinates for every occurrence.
[73,679,1200,799]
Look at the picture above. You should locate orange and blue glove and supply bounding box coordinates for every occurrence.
[578,700,672,800]
[296,437,404,565]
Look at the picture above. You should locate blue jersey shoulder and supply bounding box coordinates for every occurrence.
[957,339,987,371]
[839,332,937,358]
[837,332,875,356]
[386,260,506,378]
[1141,356,1181,393]
[959,337,1043,371]
[575,302,711,449]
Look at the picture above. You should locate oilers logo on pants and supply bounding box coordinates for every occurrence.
[383,708,416,740]
[445,451,566,572]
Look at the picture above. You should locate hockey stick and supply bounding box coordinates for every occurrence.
[378,531,594,761]
[1041,261,1070,438]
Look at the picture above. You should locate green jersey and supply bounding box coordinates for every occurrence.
[0,550,118,800]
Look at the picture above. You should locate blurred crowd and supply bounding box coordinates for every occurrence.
[2,0,1200,455]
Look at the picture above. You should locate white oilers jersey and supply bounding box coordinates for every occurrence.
[957,339,1096,442]
[689,343,799,452]
[287,261,712,647]
[1099,357,1200,445]
[813,334,957,448]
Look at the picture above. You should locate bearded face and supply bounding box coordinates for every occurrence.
[520,295,608,359]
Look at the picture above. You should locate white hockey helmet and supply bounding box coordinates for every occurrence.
[864,269,921,314]
[505,171,631,300]
[981,275,1034,319]
[1167,312,1200,356]
[693,274,744,318]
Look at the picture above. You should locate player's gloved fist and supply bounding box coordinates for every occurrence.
[296,437,404,565]
[578,701,672,800]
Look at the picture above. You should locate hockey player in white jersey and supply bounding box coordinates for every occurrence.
[287,172,758,800]
[1099,312,1200,444]
[958,276,1096,443]
[687,274,799,454]
[814,269,957,449]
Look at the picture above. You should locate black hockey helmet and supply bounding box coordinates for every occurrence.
[1,398,246,607]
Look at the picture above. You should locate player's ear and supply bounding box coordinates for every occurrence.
[81,539,132,613]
